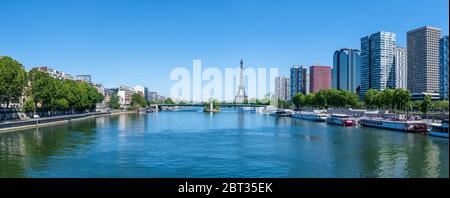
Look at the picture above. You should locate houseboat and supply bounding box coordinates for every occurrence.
[428,119,449,138]
[326,114,356,126]
[292,111,328,122]
[270,109,293,117]
[359,116,428,133]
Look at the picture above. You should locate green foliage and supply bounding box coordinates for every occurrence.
[420,95,432,114]
[163,98,175,104]
[204,98,220,110]
[28,70,103,114]
[431,100,449,112]
[130,93,147,108]
[22,98,35,113]
[364,89,379,109]
[109,94,120,109]
[258,97,271,105]
[412,100,422,110]
[0,57,28,107]
[291,93,305,110]
[364,88,411,111]
[294,89,359,109]
[393,89,411,111]
[277,99,290,109]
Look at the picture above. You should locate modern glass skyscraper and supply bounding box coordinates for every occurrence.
[360,31,396,99]
[290,65,307,99]
[332,48,361,95]
[407,26,441,96]
[440,35,449,100]
[394,47,408,89]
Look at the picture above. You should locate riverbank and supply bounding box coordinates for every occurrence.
[0,111,135,133]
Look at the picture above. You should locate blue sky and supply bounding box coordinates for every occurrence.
[0,0,448,96]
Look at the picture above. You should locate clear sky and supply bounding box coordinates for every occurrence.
[0,0,448,96]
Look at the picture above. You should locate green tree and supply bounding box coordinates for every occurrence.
[393,89,411,112]
[130,93,147,108]
[380,88,395,110]
[406,100,413,114]
[364,89,378,109]
[291,93,305,110]
[204,98,220,110]
[0,57,27,108]
[29,70,53,112]
[304,94,314,107]
[412,100,422,111]
[163,98,175,104]
[314,90,328,108]
[431,100,449,112]
[342,90,359,108]
[420,95,432,114]
[277,99,289,109]
[62,80,78,113]
[22,98,35,115]
[109,94,120,109]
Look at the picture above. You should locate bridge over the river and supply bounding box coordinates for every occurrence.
[156,103,270,108]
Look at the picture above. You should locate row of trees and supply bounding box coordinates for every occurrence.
[364,88,411,111]
[284,88,448,114]
[1,56,104,117]
[289,89,360,110]
[410,95,449,114]
[24,70,104,115]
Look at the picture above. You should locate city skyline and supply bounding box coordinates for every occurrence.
[0,0,448,97]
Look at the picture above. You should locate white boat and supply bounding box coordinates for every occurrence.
[359,117,428,133]
[292,111,328,122]
[326,114,356,126]
[257,106,278,114]
[270,109,293,117]
[428,119,449,138]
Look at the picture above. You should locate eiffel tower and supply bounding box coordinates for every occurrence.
[235,58,248,103]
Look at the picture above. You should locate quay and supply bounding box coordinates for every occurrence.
[0,111,113,133]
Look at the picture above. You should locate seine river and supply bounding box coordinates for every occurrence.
[0,111,448,178]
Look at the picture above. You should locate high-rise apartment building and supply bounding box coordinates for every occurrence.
[290,65,307,98]
[275,77,291,101]
[310,65,332,93]
[360,31,396,99]
[394,47,408,89]
[440,35,449,100]
[407,26,441,97]
[332,49,361,94]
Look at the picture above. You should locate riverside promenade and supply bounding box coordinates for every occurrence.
[0,112,113,133]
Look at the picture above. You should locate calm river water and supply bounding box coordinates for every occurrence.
[0,111,448,178]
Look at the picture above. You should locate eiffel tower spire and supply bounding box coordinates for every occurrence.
[235,58,248,103]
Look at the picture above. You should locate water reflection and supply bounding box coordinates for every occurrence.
[0,113,448,178]
[0,119,98,177]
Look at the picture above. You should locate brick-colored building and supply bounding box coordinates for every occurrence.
[310,66,332,93]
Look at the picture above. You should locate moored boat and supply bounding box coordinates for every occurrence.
[270,109,293,117]
[428,119,449,138]
[292,111,328,122]
[359,116,428,133]
[137,108,147,114]
[326,114,356,126]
